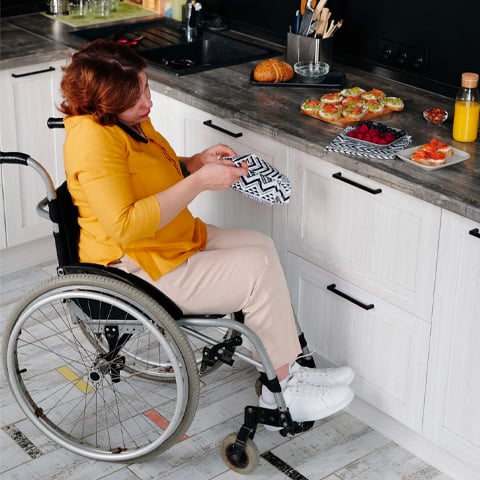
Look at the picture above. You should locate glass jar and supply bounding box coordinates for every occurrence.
[452,72,480,142]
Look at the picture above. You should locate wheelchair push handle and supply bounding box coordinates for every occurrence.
[0,151,57,221]
[0,151,31,166]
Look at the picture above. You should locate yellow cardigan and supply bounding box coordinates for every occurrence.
[63,115,207,280]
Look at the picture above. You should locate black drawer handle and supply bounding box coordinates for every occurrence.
[47,117,65,129]
[203,120,243,138]
[11,66,56,78]
[332,172,382,195]
[327,283,375,310]
[469,228,480,239]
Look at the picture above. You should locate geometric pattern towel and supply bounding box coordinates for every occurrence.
[325,126,412,160]
[227,154,291,205]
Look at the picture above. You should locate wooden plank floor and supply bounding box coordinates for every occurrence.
[0,261,452,480]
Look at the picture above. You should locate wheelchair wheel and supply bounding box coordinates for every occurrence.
[221,432,259,474]
[3,274,200,461]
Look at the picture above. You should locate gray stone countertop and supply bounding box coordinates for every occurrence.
[2,13,479,223]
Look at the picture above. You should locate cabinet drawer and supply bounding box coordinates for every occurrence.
[287,149,441,321]
[287,252,430,432]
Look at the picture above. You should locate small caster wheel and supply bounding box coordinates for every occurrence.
[221,432,259,474]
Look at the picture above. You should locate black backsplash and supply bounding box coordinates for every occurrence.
[3,0,479,98]
[1,0,44,16]
[204,0,480,98]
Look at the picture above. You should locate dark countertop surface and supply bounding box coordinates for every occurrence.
[2,13,479,223]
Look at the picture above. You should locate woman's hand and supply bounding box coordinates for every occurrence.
[181,144,237,173]
[195,159,249,191]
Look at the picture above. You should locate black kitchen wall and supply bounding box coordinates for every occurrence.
[1,0,44,16]
[3,0,479,97]
[204,0,480,98]
[331,0,480,97]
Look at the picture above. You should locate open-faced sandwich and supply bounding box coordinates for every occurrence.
[361,88,386,101]
[410,138,453,166]
[383,96,404,111]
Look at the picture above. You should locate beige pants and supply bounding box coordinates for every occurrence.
[117,225,301,369]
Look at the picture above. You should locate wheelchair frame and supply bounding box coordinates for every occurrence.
[1,147,316,474]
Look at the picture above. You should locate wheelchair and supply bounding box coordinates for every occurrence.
[1,138,316,474]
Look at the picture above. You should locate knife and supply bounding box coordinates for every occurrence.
[298,0,314,35]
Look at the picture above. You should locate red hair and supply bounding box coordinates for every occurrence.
[60,39,147,126]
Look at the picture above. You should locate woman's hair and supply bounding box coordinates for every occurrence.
[59,39,147,126]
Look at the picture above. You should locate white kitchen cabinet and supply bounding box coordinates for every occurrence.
[0,59,66,248]
[423,211,480,472]
[284,147,441,431]
[287,251,430,431]
[149,90,185,156]
[0,179,6,250]
[181,105,289,256]
[286,149,441,322]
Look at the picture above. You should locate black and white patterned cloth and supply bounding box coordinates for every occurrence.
[227,154,291,205]
[325,125,412,160]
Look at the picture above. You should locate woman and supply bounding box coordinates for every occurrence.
[60,39,354,426]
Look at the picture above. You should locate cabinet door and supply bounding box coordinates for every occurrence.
[287,252,430,432]
[183,108,288,245]
[0,178,6,249]
[287,149,440,321]
[424,211,480,471]
[149,90,185,156]
[0,60,66,247]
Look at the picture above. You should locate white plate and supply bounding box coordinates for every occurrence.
[397,145,470,171]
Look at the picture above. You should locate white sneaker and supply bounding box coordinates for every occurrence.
[259,380,354,430]
[290,362,355,386]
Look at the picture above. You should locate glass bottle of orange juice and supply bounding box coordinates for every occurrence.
[453,72,479,142]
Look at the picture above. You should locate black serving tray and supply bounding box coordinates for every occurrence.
[250,70,347,88]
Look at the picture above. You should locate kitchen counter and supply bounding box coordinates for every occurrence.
[2,13,479,223]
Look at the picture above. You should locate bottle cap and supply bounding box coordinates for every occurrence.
[461,72,479,88]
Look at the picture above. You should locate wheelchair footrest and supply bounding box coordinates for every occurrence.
[244,405,296,434]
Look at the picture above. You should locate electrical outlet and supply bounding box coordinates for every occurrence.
[379,39,428,74]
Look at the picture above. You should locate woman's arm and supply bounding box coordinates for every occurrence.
[154,154,248,228]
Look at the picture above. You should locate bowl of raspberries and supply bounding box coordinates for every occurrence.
[344,121,406,147]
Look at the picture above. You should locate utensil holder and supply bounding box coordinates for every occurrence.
[287,33,333,67]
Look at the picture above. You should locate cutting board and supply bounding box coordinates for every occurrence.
[300,106,402,126]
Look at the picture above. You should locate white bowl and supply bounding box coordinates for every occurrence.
[294,61,330,82]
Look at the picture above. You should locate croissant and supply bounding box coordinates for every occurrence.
[253,58,294,83]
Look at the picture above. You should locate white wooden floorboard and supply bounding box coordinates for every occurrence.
[0,428,33,473]
[1,448,120,480]
[96,467,142,480]
[332,440,452,480]
[265,413,388,480]
[0,376,27,427]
